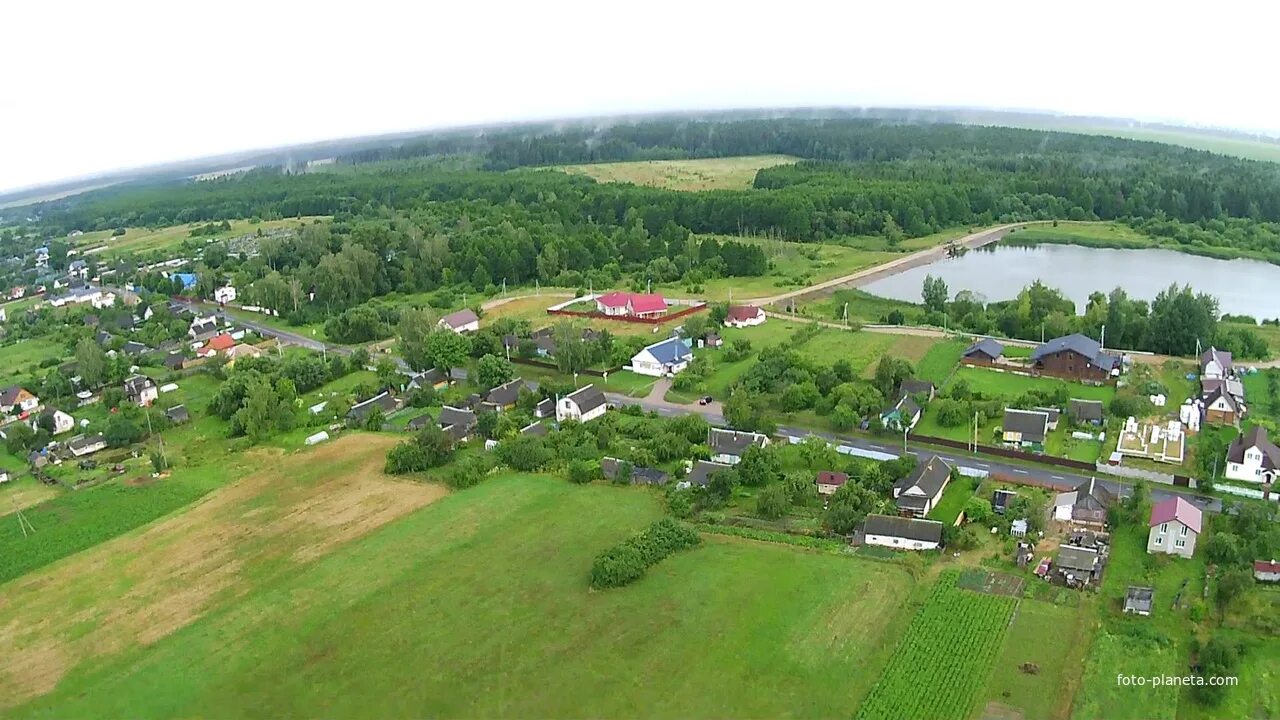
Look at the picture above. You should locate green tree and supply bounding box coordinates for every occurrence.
[872,357,914,400]
[756,484,789,520]
[921,274,949,313]
[421,330,471,373]
[737,445,782,487]
[75,338,108,389]
[476,354,514,390]
[375,358,400,390]
[1214,566,1252,621]
[963,496,993,526]
[567,459,599,485]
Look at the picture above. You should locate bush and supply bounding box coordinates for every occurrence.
[589,518,701,589]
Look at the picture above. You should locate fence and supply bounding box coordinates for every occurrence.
[509,356,622,378]
[1092,462,1198,489]
[548,303,707,325]
[908,432,1097,472]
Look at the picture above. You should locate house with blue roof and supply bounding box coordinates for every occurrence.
[171,272,198,290]
[630,336,694,377]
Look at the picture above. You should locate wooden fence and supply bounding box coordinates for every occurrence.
[908,432,1097,472]
[547,302,707,325]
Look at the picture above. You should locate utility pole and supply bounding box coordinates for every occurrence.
[1100,324,1106,351]
[902,426,908,453]
[842,302,849,327]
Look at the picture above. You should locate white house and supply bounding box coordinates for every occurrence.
[862,514,944,551]
[123,375,158,407]
[724,305,766,328]
[32,407,74,435]
[1255,560,1280,583]
[48,288,115,309]
[1147,497,1202,558]
[437,308,480,334]
[214,285,237,304]
[0,386,40,417]
[68,433,107,457]
[629,336,693,377]
[892,455,953,518]
[595,292,667,318]
[1224,425,1280,483]
[1200,347,1233,380]
[707,428,770,464]
[556,384,608,423]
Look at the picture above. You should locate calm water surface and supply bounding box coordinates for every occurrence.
[861,243,1280,318]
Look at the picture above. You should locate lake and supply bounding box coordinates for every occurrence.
[860,242,1280,319]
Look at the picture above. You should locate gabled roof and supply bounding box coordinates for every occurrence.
[815,470,849,488]
[596,292,631,309]
[520,421,549,437]
[1068,398,1104,422]
[1003,408,1049,443]
[121,341,149,355]
[1227,425,1280,468]
[888,394,921,419]
[725,305,763,322]
[68,433,106,452]
[627,293,667,314]
[0,385,32,406]
[206,333,235,351]
[899,379,935,397]
[438,406,477,430]
[894,455,952,499]
[1055,545,1099,572]
[1202,385,1240,413]
[123,375,155,395]
[1031,333,1119,370]
[163,352,186,368]
[485,378,524,407]
[1200,346,1233,373]
[165,405,190,423]
[348,391,397,419]
[963,338,1004,360]
[564,384,606,414]
[1124,586,1154,612]
[1255,560,1280,574]
[1072,477,1113,512]
[863,514,944,543]
[438,308,479,329]
[406,414,433,430]
[708,428,769,456]
[1149,496,1202,534]
[684,460,732,487]
[637,336,692,365]
[409,368,445,387]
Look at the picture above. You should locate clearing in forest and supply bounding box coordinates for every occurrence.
[557,155,798,191]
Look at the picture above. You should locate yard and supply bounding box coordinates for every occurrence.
[949,366,1116,403]
[5,473,919,719]
[928,474,978,525]
[0,337,66,387]
[980,596,1094,720]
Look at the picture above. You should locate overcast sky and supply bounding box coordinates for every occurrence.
[4,0,1276,193]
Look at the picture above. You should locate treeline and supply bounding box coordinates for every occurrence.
[29,120,1280,248]
[899,278,1267,358]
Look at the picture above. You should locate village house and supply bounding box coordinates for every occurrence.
[1255,560,1280,583]
[630,336,694,377]
[0,385,40,417]
[961,338,1004,366]
[601,457,669,486]
[534,398,554,418]
[992,488,1017,515]
[898,379,936,401]
[162,353,186,372]
[862,514,944,551]
[123,375,158,407]
[1201,385,1243,426]
[1001,408,1050,449]
[48,287,116,309]
[1200,346,1233,380]
[348,392,399,425]
[815,470,849,496]
[188,317,220,342]
[595,292,668,319]
[723,304,765,328]
[708,428,771,465]
[556,384,608,423]
[520,421,549,437]
[1055,544,1102,588]
[892,455,953,518]
[438,406,478,442]
[1053,477,1113,528]
[1029,333,1120,382]
[1068,398,1104,425]
[165,405,191,424]
[437,308,480,334]
[223,344,264,365]
[213,285,237,304]
[199,332,236,358]
[681,459,732,489]
[1224,425,1280,483]
[405,414,432,431]
[1147,496,1202,558]
[880,394,922,432]
[31,407,74,435]
[481,378,524,412]
[67,433,107,457]
[408,368,450,391]
[1034,406,1061,430]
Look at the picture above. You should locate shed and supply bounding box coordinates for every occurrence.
[1123,586,1154,616]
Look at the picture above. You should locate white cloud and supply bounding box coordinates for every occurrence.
[3,0,1276,192]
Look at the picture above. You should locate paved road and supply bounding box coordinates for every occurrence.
[604,391,1223,514]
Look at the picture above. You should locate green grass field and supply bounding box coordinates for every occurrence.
[949,366,1116,403]
[0,338,65,387]
[556,155,799,191]
[982,597,1093,720]
[7,472,917,718]
[81,217,328,258]
[927,475,978,524]
[914,339,966,385]
[1006,221,1153,249]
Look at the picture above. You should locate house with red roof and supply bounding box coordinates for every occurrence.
[815,471,849,496]
[200,332,236,358]
[594,292,668,319]
[1147,496,1202,558]
[1255,560,1280,583]
[724,304,765,328]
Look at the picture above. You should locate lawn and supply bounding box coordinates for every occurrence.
[949,366,1116,403]
[7,473,918,718]
[556,155,799,191]
[928,474,978,525]
[981,597,1094,720]
[914,339,966,385]
[1006,221,1154,249]
[0,337,65,386]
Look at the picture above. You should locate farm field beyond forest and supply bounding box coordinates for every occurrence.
[7,473,917,719]
[555,155,798,191]
[76,216,328,258]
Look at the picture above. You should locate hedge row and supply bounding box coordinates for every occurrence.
[589,519,701,589]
